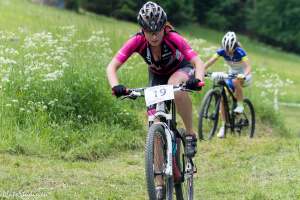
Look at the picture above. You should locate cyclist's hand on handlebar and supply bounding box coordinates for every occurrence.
[112,84,129,98]
[236,74,245,80]
[186,77,204,91]
[211,72,227,81]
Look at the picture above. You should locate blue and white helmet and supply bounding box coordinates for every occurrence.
[222,31,237,52]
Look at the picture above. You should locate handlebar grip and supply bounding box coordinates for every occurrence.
[198,81,205,87]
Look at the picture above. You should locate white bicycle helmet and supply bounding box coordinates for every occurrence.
[137,1,167,32]
[222,31,237,52]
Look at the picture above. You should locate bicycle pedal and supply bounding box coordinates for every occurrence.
[187,159,197,174]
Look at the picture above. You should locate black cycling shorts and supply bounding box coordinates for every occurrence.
[148,59,195,86]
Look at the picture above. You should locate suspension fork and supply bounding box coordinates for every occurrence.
[163,122,175,177]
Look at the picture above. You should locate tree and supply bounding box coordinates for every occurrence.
[155,0,194,26]
[247,0,300,52]
[193,0,247,31]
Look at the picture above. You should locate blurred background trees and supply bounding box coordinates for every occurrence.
[32,0,300,54]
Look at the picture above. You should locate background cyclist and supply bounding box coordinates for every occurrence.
[204,31,252,138]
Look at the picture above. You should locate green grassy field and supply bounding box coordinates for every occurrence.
[1,136,300,199]
[0,0,299,199]
[280,106,300,135]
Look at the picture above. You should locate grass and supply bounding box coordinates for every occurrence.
[1,136,299,199]
[0,0,300,199]
[0,0,146,159]
[280,106,300,136]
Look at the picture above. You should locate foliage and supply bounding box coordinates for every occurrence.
[64,0,80,11]
[79,0,194,26]
[193,0,300,53]
[246,0,300,52]
[76,0,300,53]
[194,0,247,31]
[0,0,145,158]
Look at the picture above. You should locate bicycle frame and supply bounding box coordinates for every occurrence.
[213,80,237,133]
[124,85,185,174]
[125,85,191,179]
[123,84,199,199]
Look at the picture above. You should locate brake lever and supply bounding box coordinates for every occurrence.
[120,96,128,100]
[121,93,138,100]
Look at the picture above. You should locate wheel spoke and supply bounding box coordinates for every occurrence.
[235,99,255,137]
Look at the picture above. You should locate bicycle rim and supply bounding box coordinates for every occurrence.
[180,163,194,200]
[145,123,174,200]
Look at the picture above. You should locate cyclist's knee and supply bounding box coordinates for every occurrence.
[168,73,188,85]
[233,79,243,86]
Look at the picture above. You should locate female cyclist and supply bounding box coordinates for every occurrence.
[107,1,205,153]
[204,31,252,138]
[106,2,205,198]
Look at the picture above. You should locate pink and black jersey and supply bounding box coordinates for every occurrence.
[115,27,197,75]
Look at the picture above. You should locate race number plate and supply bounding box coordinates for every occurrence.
[144,85,174,106]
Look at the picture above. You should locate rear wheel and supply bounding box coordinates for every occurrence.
[234,98,255,137]
[198,89,221,140]
[145,123,174,200]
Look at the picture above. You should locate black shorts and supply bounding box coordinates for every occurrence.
[148,60,195,86]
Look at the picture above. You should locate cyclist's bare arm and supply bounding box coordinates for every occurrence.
[204,54,219,70]
[190,56,205,81]
[241,58,252,76]
[106,58,123,87]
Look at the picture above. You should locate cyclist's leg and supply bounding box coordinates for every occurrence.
[232,78,244,113]
[233,79,244,101]
[217,97,226,138]
[168,67,195,136]
[220,97,226,122]
[233,74,252,113]
[168,65,197,157]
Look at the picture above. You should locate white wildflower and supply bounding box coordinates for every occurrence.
[4,48,19,55]
[61,62,69,68]
[0,57,17,65]
[43,70,64,81]
[23,37,36,49]
[2,74,9,82]
[11,99,18,103]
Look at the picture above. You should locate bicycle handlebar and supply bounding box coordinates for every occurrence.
[122,83,204,100]
[205,72,245,80]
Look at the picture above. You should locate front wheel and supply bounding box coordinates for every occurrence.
[198,89,221,140]
[234,98,255,137]
[174,129,194,200]
[145,123,174,200]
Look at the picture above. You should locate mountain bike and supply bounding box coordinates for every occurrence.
[198,72,255,140]
[122,84,199,200]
